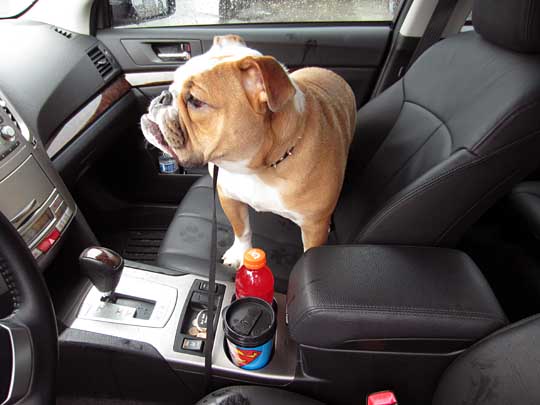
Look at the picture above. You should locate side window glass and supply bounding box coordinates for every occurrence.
[109,0,403,28]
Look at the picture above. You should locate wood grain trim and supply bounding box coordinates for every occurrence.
[47,76,131,158]
[89,77,131,123]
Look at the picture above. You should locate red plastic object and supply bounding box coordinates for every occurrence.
[235,248,274,304]
[37,228,61,253]
[367,391,397,405]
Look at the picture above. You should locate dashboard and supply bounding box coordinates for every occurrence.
[0,19,125,273]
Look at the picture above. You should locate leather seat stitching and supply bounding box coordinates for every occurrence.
[358,130,540,240]
[472,98,540,151]
[401,99,453,147]
[436,167,522,243]
[292,307,507,334]
[295,303,503,318]
[291,309,507,339]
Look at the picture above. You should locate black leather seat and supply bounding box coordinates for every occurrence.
[509,181,540,239]
[158,0,540,290]
[198,314,540,405]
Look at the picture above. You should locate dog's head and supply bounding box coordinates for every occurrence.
[140,35,302,170]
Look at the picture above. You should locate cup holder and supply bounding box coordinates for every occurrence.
[222,296,277,370]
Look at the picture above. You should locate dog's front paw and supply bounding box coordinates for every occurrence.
[222,238,251,269]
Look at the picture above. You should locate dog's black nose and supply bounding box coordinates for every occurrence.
[157,90,173,106]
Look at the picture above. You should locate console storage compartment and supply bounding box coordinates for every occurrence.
[286,245,507,404]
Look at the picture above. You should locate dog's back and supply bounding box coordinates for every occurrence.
[291,67,356,146]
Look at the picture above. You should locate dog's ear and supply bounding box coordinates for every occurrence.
[213,34,246,48]
[238,56,296,113]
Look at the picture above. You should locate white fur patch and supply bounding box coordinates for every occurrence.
[213,164,304,227]
[221,207,252,268]
[292,81,306,113]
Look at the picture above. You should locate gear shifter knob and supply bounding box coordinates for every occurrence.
[79,247,124,296]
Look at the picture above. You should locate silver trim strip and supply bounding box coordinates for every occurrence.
[46,96,102,158]
[10,199,37,225]
[157,52,191,61]
[125,71,174,87]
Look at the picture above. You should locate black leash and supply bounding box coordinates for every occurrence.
[204,164,219,393]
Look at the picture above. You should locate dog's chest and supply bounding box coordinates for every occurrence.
[217,168,302,225]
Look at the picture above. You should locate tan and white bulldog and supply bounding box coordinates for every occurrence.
[141,35,356,268]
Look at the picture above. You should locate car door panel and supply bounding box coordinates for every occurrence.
[99,25,391,105]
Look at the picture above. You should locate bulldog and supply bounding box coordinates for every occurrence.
[141,35,356,268]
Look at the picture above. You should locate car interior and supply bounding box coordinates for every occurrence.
[1,0,540,404]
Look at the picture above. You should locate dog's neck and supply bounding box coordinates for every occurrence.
[249,94,308,171]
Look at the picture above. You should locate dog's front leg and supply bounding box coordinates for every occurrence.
[219,189,252,268]
[300,217,331,252]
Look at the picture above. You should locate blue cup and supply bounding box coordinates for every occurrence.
[223,297,276,370]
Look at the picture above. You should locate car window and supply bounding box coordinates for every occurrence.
[110,0,401,28]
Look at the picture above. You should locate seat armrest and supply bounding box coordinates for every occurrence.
[286,245,507,350]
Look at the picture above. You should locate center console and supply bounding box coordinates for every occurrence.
[0,91,76,268]
[62,244,508,405]
[51,232,507,404]
[70,261,297,385]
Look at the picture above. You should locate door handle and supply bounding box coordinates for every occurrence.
[156,51,191,61]
[153,42,192,62]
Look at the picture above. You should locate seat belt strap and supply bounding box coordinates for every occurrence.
[204,164,219,393]
[406,0,460,71]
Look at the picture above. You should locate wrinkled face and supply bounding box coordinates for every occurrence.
[140,35,298,170]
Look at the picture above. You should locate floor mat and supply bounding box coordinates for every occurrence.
[115,229,167,264]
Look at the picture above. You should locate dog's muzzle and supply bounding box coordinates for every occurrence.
[141,90,184,156]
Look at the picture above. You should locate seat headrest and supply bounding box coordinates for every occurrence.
[473,0,540,53]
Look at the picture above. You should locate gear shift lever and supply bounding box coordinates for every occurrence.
[79,247,124,299]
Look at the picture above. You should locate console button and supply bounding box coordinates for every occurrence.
[182,338,203,352]
[191,291,207,305]
[0,125,15,141]
[199,281,218,292]
[31,248,42,259]
[37,228,61,253]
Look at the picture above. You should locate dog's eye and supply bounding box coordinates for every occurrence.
[187,94,206,109]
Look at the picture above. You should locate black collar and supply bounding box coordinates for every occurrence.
[269,135,303,168]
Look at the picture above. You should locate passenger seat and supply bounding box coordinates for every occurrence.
[158,0,540,291]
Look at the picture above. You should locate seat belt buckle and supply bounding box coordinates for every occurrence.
[367,391,398,405]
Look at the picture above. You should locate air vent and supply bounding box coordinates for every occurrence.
[0,97,20,130]
[88,46,114,79]
[52,26,74,39]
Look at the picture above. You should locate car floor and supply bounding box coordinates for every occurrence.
[73,166,177,265]
[98,225,167,265]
